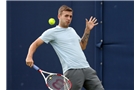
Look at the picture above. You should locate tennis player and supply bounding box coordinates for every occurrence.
[26,5,104,90]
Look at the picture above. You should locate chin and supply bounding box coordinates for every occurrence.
[64,24,69,28]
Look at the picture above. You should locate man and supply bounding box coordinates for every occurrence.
[26,5,104,90]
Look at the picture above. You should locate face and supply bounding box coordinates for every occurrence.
[58,11,73,28]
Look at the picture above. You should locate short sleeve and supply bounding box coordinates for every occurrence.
[39,29,54,44]
[71,27,81,42]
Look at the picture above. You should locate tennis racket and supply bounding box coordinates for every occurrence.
[32,64,72,90]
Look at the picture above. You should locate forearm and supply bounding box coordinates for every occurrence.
[26,42,38,59]
[80,16,98,50]
[26,38,44,59]
[26,38,44,67]
[80,29,91,50]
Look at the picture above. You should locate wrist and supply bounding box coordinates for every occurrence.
[85,28,91,33]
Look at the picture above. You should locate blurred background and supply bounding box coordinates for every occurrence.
[7,1,134,90]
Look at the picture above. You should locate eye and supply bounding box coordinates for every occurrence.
[65,15,69,17]
[70,15,72,18]
[65,15,72,18]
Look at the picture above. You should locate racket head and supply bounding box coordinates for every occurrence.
[45,74,72,90]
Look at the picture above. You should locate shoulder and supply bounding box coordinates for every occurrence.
[43,27,57,33]
[40,27,56,37]
[68,27,78,34]
[68,26,74,30]
[46,27,56,32]
[68,27,76,31]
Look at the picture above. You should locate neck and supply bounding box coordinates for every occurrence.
[58,23,68,28]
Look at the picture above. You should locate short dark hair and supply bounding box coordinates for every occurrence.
[58,5,73,15]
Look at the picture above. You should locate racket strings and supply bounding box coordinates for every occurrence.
[46,75,71,90]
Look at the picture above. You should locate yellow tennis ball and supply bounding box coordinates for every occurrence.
[48,18,55,25]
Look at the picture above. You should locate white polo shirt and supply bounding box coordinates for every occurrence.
[39,25,90,73]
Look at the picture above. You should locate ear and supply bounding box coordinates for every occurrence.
[58,14,60,19]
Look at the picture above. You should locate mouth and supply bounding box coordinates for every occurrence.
[66,21,70,24]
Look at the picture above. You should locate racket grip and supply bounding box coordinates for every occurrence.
[33,64,40,70]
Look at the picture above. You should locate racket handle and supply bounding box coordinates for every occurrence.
[33,64,40,70]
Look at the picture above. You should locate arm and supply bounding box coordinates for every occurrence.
[80,16,98,50]
[26,38,44,67]
[80,29,90,50]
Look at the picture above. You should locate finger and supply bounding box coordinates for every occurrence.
[89,16,93,21]
[28,63,32,68]
[93,19,97,23]
[26,62,33,67]
[85,18,88,24]
[30,63,34,67]
[85,18,88,22]
[92,17,96,22]
[94,22,98,26]
[26,63,31,67]
[26,62,29,66]
[29,64,32,68]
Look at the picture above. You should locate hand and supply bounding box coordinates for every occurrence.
[26,58,34,67]
[85,16,98,31]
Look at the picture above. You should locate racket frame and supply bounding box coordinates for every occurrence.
[33,64,72,90]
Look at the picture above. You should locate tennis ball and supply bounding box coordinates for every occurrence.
[48,18,55,25]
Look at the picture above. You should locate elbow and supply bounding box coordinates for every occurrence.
[81,45,86,50]
[82,48,86,50]
[82,47,86,50]
[80,42,86,50]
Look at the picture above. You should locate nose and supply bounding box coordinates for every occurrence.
[67,16,71,20]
